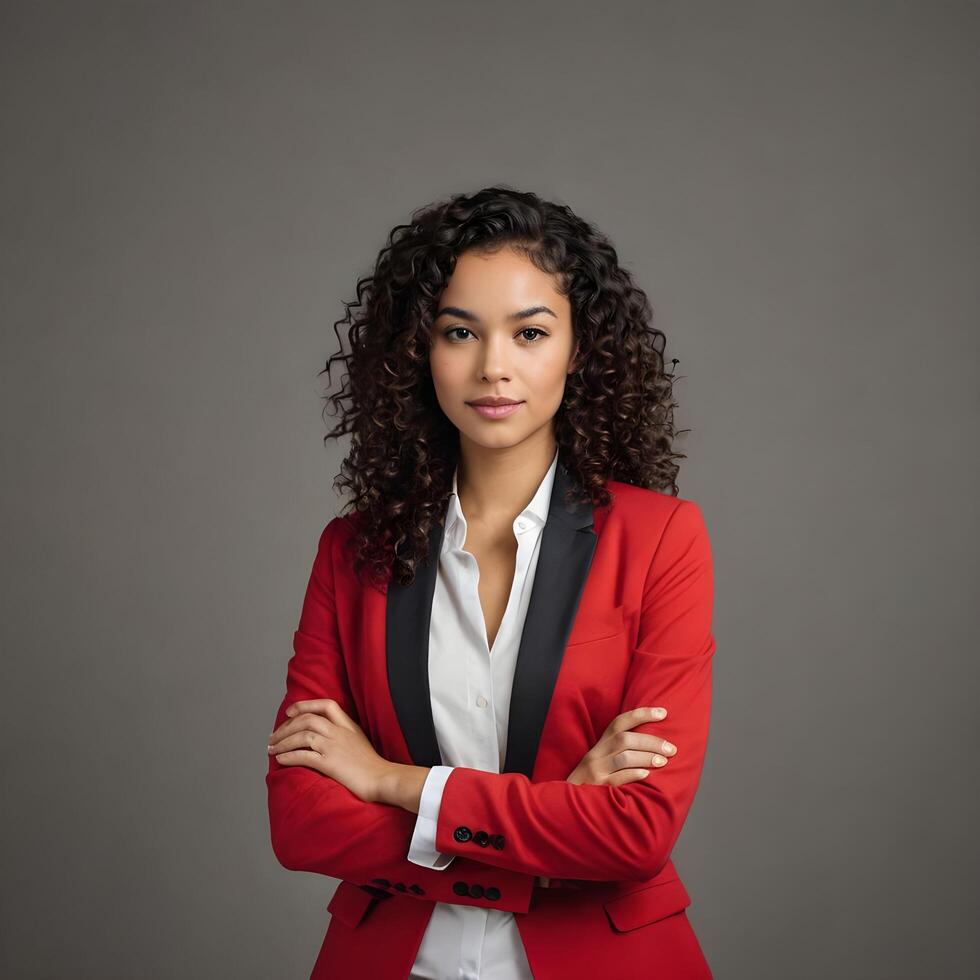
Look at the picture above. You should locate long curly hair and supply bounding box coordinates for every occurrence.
[320,185,687,591]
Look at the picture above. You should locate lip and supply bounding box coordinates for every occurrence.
[466,400,525,420]
[467,396,523,406]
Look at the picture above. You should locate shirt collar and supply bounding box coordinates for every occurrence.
[443,447,559,554]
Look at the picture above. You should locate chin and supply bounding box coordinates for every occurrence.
[457,423,534,450]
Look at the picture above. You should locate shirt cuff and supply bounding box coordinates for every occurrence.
[407,765,456,869]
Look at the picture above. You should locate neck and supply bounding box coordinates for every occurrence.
[455,435,557,526]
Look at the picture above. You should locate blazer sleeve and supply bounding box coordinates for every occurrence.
[266,518,536,914]
[430,499,716,882]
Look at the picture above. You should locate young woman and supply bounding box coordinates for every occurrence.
[266,186,716,979]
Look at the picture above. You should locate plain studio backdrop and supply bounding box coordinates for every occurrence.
[1,2,977,978]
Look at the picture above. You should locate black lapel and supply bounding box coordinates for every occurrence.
[386,516,446,769]
[386,460,597,777]
[503,462,596,777]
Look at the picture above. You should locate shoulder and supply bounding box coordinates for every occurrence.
[312,511,363,563]
[603,479,709,542]
[602,480,712,578]
[603,483,713,608]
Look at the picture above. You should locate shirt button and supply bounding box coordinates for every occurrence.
[516,519,527,531]
[476,695,488,708]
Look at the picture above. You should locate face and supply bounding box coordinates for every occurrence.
[428,247,578,453]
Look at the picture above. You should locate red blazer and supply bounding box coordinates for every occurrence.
[267,463,716,979]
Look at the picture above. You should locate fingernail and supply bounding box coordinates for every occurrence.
[662,742,675,754]
[652,755,667,766]
[651,707,665,718]
[267,745,274,753]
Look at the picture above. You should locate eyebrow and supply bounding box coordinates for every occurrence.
[433,305,558,323]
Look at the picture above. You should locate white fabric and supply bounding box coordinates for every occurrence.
[406,447,560,980]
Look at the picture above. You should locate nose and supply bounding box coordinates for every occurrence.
[478,334,512,382]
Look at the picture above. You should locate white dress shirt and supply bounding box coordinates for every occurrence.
[405,447,560,980]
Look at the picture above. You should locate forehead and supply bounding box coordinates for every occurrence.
[439,249,570,319]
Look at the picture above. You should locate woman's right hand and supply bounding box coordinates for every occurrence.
[535,708,677,888]
[566,706,677,786]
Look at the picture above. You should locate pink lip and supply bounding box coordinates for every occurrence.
[467,401,525,419]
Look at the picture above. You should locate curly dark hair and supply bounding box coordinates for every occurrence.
[319,185,688,591]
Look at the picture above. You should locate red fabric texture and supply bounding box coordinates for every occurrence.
[267,482,715,979]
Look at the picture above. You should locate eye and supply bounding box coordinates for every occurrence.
[441,326,549,344]
[517,327,548,345]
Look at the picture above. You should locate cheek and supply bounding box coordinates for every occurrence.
[429,349,464,391]
[428,345,445,376]
[429,354,470,425]
[525,357,571,408]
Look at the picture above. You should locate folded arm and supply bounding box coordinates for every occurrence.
[266,519,536,914]
[429,500,716,882]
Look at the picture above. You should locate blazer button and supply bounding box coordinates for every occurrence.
[371,877,392,887]
[490,834,505,850]
[394,882,408,892]
[453,881,470,896]
[453,825,473,843]
[410,884,425,895]
[468,883,485,898]
[485,886,501,900]
[473,830,490,847]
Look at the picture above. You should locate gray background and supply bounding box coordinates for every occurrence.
[2,1,977,977]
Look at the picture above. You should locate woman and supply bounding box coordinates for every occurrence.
[266,186,716,979]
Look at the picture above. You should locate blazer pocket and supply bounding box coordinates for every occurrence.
[602,876,692,932]
[566,604,626,646]
[326,880,377,930]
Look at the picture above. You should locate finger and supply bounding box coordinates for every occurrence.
[285,698,339,719]
[321,699,359,731]
[612,748,669,770]
[268,712,331,745]
[271,702,332,739]
[604,706,667,738]
[626,732,678,757]
[606,768,653,787]
[268,730,324,757]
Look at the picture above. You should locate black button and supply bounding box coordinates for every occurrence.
[469,883,485,898]
[485,886,501,900]
[473,830,490,847]
[490,834,505,850]
[453,881,470,896]
[371,877,392,887]
[394,882,407,892]
[453,825,473,843]
[410,884,425,895]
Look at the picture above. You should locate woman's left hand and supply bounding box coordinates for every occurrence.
[267,699,393,804]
